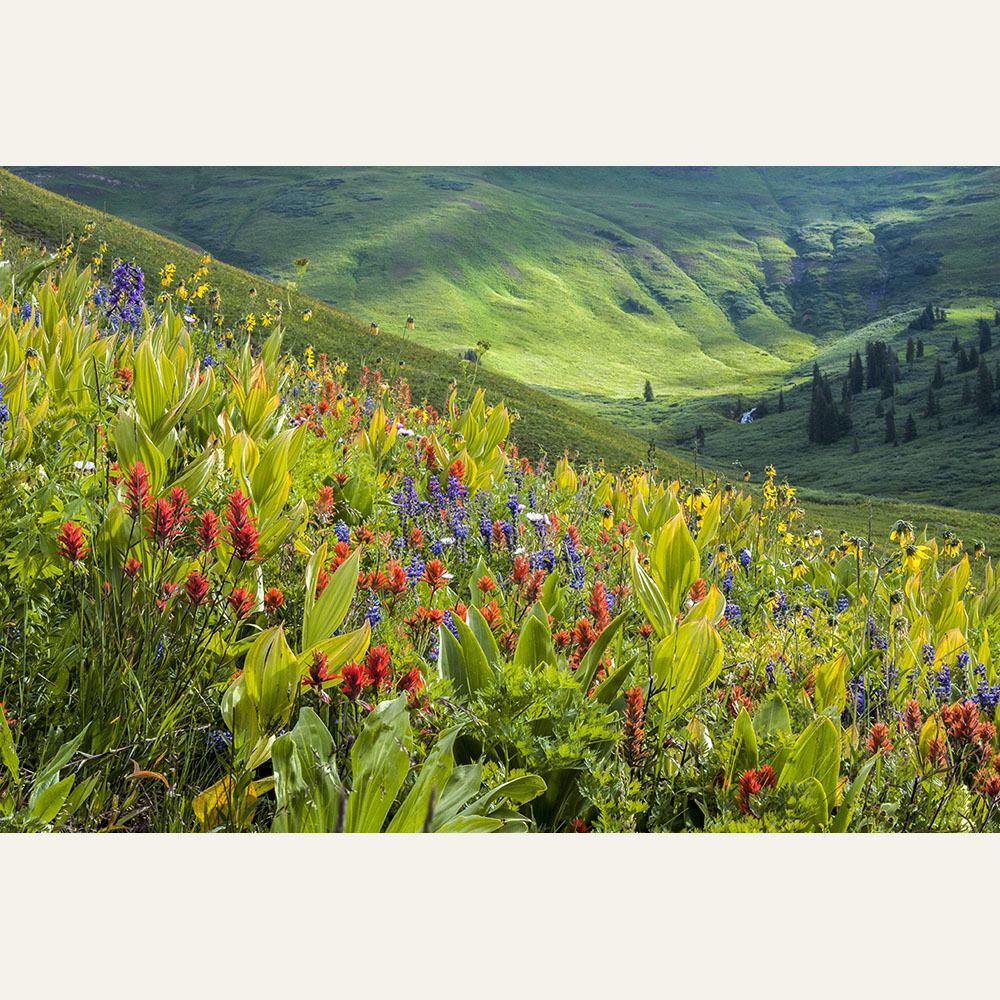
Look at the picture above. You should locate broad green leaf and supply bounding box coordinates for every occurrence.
[576,610,629,693]
[464,774,547,816]
[0,709,18,784]
[451,611,494,696]
[345,696,412,833]
[650,512,700,620]
[437,625,470,698]
[630,548,672,638]
[467,605,501,669]
[728,707,758,783]
[29,774,75,824]
[779,717,840,805]
[815,652,848,715]
[387,727,461,832]
[831,756,878,833]
[651,617,724,720]
[513,614,554,671]
[436,815,503,833]
[753,694,791,739]
[303,547,361,651]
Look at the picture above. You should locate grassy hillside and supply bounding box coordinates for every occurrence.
[0,168,653,472]
[3,167,998,555]
[12,165,1000,511]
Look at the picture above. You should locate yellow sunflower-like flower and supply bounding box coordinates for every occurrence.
[889,520,914,546]
[901,543,931,574]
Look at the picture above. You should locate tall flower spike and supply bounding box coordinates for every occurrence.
[124,462,151,522]
[57,522,89,565]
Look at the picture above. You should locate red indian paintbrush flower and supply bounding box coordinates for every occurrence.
[396,666,424,696]
[303,650,332,704]
[480,600,502,631]
[196,510,220,553]
[736,766,777,816]
[365,646,392,690]
[227,587,254,620]
[589,579,610,630]
[123,557,141,577]
[124,462,151,521]
[423,558,448,592]
[185,571,210,607]
[340,661,369,701]
[56,522,89,565]
[226,488,260,562]
[622,685,646,775]
[315,485,334,519]
[264,587,285,613]
[147,498,176,549]
[169,487,192,527]
[866,721,893,755]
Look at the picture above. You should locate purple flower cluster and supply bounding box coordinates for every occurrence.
[106,260,145,324]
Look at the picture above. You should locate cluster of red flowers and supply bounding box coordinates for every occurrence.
[226,489,260,562]
[866,721,893,755]
[56,521,89,566]
[717,685,753,719]
[331,646,425,705]
[553,618,599,669]
[735,766,777,815]
[622,685,646,775]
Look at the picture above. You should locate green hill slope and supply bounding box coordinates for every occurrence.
[11,165,1000,508]
[4,167,999,553]
[0,168,654,472]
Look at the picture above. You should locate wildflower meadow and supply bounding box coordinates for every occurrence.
[2,244,1000,835]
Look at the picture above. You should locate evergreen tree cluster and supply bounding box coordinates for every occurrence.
[807,363,846,444]
[907,303,945,331]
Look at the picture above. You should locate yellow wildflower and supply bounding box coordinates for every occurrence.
[902,544,931,574]
[889,520,914,546]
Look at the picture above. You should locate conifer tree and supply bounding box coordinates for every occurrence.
[643,379,653,402]
[924,386,939,418]
[906,336,915,365]
[851,351,864,394]
[979,318,992,354]
[884,409,896,444]
[807,363,840,444]
[917,339,924,358]
[975,359,994,423]
[932,360,945,389]
[903,412,917,442]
